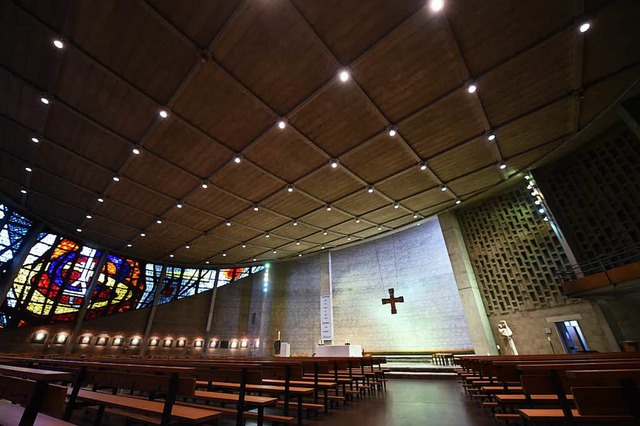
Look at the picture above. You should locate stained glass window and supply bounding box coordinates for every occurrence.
[197,269,217,294]
[4,234,99,327]
[0,204,33,272]
[218,267,251,288]
[140,263,163,309]
[158,267,207,304]
[251,265,266,275]
[84,253,145,320]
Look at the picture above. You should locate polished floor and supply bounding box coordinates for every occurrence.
[70,379,495,426]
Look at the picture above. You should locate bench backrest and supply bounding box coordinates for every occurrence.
[573,386,636,416]
[83,369,196,397]
[0,374,67,417]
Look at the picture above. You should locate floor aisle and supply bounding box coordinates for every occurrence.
[71,379,496,426]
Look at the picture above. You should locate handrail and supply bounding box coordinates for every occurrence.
[557,242,640,282]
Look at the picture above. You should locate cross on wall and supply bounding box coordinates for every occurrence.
[381,288,404,314]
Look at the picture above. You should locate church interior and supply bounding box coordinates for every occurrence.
[1,0,639,424]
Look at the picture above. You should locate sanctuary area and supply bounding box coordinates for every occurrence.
[0,0,639,425]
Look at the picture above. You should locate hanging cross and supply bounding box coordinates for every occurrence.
[381,288,404,314]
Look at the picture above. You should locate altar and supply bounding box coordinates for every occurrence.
[314,344,362,357]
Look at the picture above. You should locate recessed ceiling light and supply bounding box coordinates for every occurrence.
[31,137,39,143]
[225,220,232,226]
[53,38,64,49]
[323,230,328,236]
[388,127,397,137]
[338,69,350,82]
[20,189,27,194]
[326,204,332,211]
[440,184,447,192]
[273,250,277,254]
[293,220,298,226]
[487,133,496,141]
[377,225,382,231]
[394,203,400,209]
[367,185,374,193]
[40,96,50,105]
[330,159,339,168]
[76,228,82,232]
[97,198,104,203]
[169,254,174,258]
[499,162,507,170]
[241,243,247,248]
[277,119,286,129]
[156,219,162,224]
[347,236,352,241]
[252,204,260,212]
[127,243,132,247]
[205,260,210,264]
[286,184,294,193]
[355,217,361,223]
[467,83,477,94]
[253,258,257,261]
[233,155,242,164]
[265,232,270,238]
[86,214,92,219]
[321,246,325,250]
[456,199,462,205]
[298,253,302,257]
[112,175,120,182]
[296,241,300,245]
[413,213,419,219]
[579,22,591,33]
[186,245,190,249]
[222,252,226,257]
[176,202,183,208]
[429,0,445,12]
[132,146,141,155]
[201,181,208,189]
[543,217,549,222]
[534,200,541,205]
[159,110,168,118]
[538,208,545,214]
[419,161,427,171]
[140,233,146,237]
[25,167,32,172]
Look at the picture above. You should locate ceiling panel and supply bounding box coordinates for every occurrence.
[290,82,386,157]
[244,127,327,183]
[211,161,283,203]
[376,168,439,200]
[212,0,336,115]
[124,153,199,200]
[354,13,466,121]
[333,192,389,216]
[429,136,497,182]
[401,187,453,212]
[261,190,323,219]
[301,208,352,229]
[105,179,173,217]
[340,133,417,183]
[185,186,250,219]
[448,166,503,197]
[94,199,155,231]
[172,63,275,152]
[296,167,363,203]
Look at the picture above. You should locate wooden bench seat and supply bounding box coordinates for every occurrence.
[178,402,297,425]
[0,401,73,426]
[518,407,635,423]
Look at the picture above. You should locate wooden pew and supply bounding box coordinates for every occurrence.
[0,364,72,426]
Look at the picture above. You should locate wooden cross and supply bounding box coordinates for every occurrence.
[381,288,404,314]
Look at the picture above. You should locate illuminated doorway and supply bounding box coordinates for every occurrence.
[555,320,589,354]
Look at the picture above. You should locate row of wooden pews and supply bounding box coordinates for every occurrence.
[0,353,387,426]
[455,352,640,424]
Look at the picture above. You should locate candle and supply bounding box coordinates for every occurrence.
[277,331,281,340]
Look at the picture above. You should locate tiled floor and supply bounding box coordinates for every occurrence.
[70,379,496,426]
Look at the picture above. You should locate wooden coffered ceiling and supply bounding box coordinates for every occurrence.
[1,0,639,265]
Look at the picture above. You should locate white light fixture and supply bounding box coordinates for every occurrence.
[241,243,247,248]
[321,246,325,250]
[31,136,39,143]
[201,181,208,189]
[277,119,286,129]
[323,230,328,236]
[543,217,549,222]
[287,184,294,193]
[534,200,541,205]
[53,38,64,49]
[367,185,374,193]
[388,127,397,137]
[40,96,50,105]
[127,243,132,247]
[265,232,270,238]
[347,236,352,241]
[377,225,382,231]
[394,203,400,209]
[440,184,447,192]
[467,83,477,94]
[429,0,445,12]
[98,198,104,203]
[132,146,141,155]
[330,159,339,168]
[538,208,545,214]
[455,199,462,205]
[205,260,210,264]
[579,22,591,33]
[419,161,427,171]
[225,220,232,227]
[524,175,531,180]
[326,204,332,211]
[112,175,120,182]
[140,233,146,237]
[76,228,82,232]
[413,213,419,219]
[20,189,27,194]
[222,252,226,257]
[253,204,260,212]
[156,219,162,224]
[355,217,361,223]
[298,253,302,257]
[253,258,257,261]
[292,220,298,226]
[233,155,242,164]
[86,214,92,219]
[338,69,350,82]
[487,133,496,141]
[499,162,507,170]
[169,254,174,258]
[273,250,277,254]
[159,110,168,118]
[176,202,183,208]
[185,245,190,249]
[295,241,300,245]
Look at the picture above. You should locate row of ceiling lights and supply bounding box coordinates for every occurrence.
[29,1,593,262]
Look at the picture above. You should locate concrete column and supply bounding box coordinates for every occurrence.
[0,223,44,309]
[140,265,167,356]
[438,212,498,355]
[66,251,109,354]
